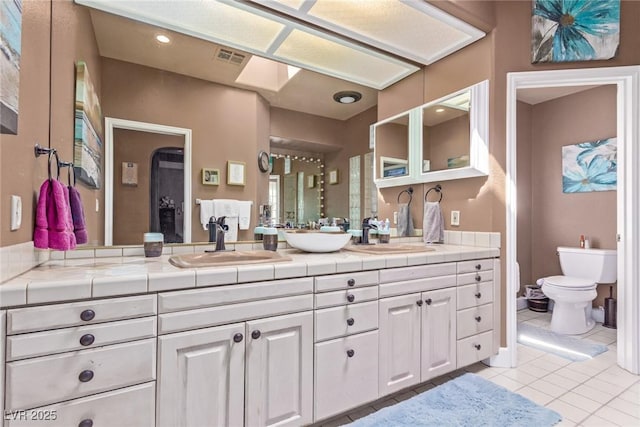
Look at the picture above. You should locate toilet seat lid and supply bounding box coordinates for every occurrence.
[544,275,595,289]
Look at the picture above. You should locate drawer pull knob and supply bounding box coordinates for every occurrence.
[80,309,95,322]
[78,370,94,382]
[475,292,482,299]
[416,300,423,307]
[474,344,481,350]
[425,298,432,305]
[475,275,481,282]
[347,293,355,303]
[475,316,482,322]
[346,318,355,326]
[476,264,481,270]
[233,333,243,343]
[79,334,95,346]
[78,420,93,427]
[346,349,355,358]
[251,330,261,339]
[347,278,356,287]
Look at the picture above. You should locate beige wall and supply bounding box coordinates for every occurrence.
[0,1,51,247]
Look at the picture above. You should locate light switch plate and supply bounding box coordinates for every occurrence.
[10,195,22,231]
[393,211,398,224]
[451,210,460,226]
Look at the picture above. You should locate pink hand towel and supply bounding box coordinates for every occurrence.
[68,186,88,244]
[34,179,76,251]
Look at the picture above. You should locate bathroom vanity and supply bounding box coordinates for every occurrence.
[0,243,499,426]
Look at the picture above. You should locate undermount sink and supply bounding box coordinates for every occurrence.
[344,243,435,255]
[169,250,292,268]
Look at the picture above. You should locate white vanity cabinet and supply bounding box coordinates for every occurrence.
[3,295,157,427]
[156,278,314,427]
[313,271,380,422]
[378,274,457,396]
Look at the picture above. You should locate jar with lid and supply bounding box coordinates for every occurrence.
[262,228,278,251]
[143,232,164,257]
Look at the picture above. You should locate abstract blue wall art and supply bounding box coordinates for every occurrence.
[74,61,103,189]
[562,138,617,193]
[532,0,620,63]
[0,0,22,134]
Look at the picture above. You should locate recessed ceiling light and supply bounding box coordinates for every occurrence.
[333,91,362,104]
[436,108,445,113]
[156,34,171,44]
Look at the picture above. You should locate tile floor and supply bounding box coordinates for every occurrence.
[319,309,639,427]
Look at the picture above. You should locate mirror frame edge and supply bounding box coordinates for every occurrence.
[105,117,192,245]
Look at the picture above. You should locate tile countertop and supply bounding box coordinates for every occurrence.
[0,244,499,309]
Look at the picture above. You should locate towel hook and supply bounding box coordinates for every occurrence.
[397,187,414,204]
[47,150,61,181]
[425,184,443,203]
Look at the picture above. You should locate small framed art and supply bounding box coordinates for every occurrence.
[227,161,246,186]
[328,169,339,185]
[202,168,220,185]
[307,174,316,188]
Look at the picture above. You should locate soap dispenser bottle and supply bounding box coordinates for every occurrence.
[579,234,585,248]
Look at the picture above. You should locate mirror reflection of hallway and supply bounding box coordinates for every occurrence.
[113,129,185,245]
[150,148,184,243]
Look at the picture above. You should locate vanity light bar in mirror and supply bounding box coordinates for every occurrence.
[75,0,419,90]
[246,0,486,65]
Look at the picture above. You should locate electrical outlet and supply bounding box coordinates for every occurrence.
[451,210,460,226]
[95,198,100,212]
[10,195,22,231]
[393,211,398,224]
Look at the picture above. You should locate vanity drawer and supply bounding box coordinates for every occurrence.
[6,316,157,361]
[6,382,155,427]
[315,286,378,309]
[7,295,157,334]
[314,330,379,422]
[457,259,493,274]
[457,331,493,367]
[159,277,313,313]
[379,263,456,284]
[6,338,156,410]
[457,282,494,309]
[457,303,493,339]
[379,275,457,298]
[315,301,378,342]
[314,271,378,292]
[457,270,494,286]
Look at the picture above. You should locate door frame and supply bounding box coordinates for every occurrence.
[105,117,192,245]
[498,66,640,374]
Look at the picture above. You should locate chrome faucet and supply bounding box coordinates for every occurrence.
[361,217,377,245]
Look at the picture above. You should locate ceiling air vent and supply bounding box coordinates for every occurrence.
[215,47,246,66]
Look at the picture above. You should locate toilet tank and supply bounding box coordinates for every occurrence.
[557,247,617,283]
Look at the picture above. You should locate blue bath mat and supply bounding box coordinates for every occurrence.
[348,373,561,427]
[518,322,608,361]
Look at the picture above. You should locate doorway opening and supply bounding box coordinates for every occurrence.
[150,148,184,243]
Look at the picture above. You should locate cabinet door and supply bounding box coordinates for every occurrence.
[157,323,245,427]
[378,293,421,396]
[421,288,456,381]
[245,311,313,427]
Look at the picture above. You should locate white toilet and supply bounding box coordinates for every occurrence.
[540,246,617,335]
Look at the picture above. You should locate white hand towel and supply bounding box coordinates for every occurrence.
[199,200,215,230]
[397,203,414,237]
[212,199,240,217]
[423,201,444,243]
[222,216,239,242]
[238,201,253,230]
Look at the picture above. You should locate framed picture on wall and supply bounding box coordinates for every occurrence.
[307,174,316,188]
[202,168,220,186]
[329,169,339,185]
[227,161,246,186]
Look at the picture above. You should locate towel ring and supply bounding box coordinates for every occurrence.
[425,184,443,203]
[47,150,60,181]
[59,161,75,186]
[397,187,413,204]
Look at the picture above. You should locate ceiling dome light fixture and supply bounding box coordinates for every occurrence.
[156,34,171,44]
[333,91,362,104]
[435,108,445,113]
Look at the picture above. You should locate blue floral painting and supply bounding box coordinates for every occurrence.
[562,138,617,193]
[532,0,620,63]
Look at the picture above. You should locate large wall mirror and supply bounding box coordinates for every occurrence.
[372,80,489,188]
[51,1,377,245]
